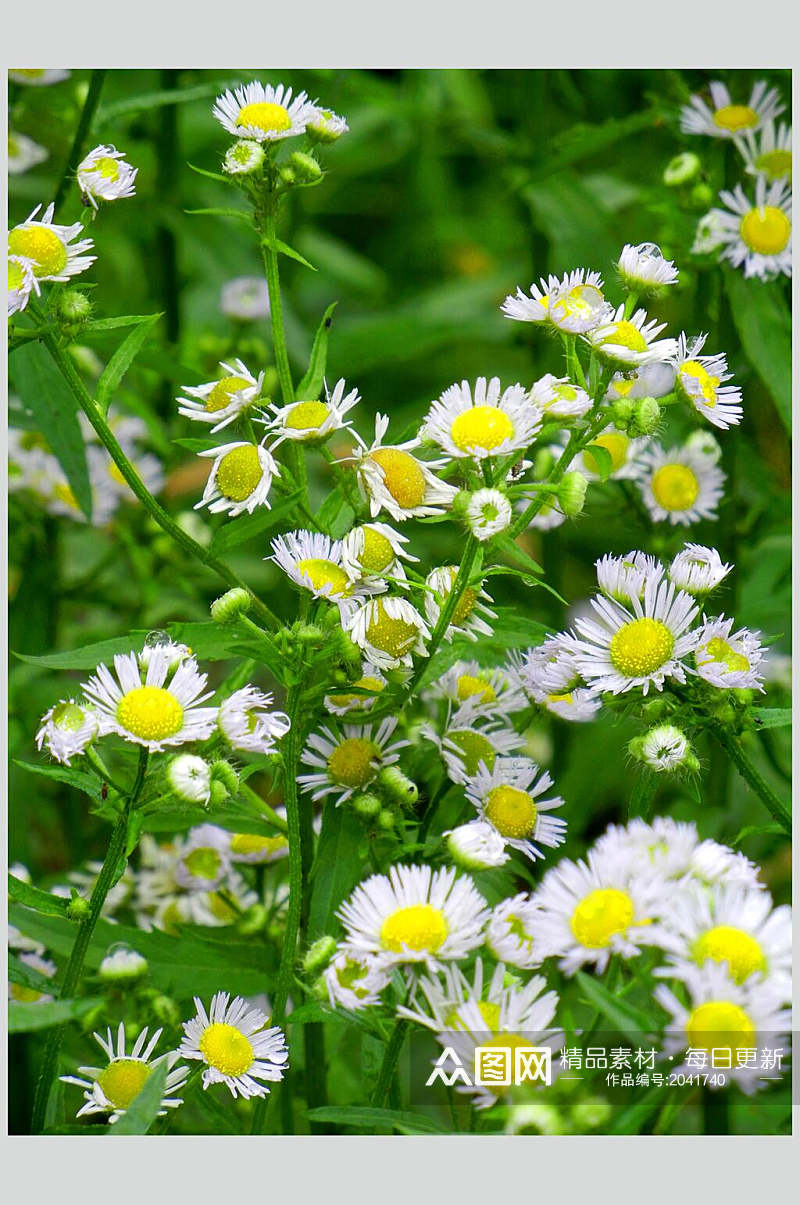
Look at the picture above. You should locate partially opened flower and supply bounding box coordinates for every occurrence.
[213,81,315,142]
[529,374,592,420]
[668,543,731,595]
[501,269,609,334]
[584,305,677,369]
[486,894,546,969]
[61,1024,189,1123]
[8,203,94,282]
[616,242,679,291]
[307,106,349,142]
[324,947,391,1010]
[263,378,359,448]
[77,144,137,209]
[680,79,784,139]
[196,441,279,517]
[595,550,665,604]
[218,685,290,753]
[178,360,264,433]
[693,616,765,690]
[673,333,743,429]
[634,443,725,526]
[445,820,510,870]
[36,698,98,764]
[179,992,289,1099]
[353,414,457,521]
[464,757,567,863]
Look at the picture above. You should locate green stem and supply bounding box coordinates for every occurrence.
[402,537,480,701]
[371,1020,410,1109]
[259,207,294,407]
[715,730,791,833]
[38,328,279,630]
[83,747,128,798]
[238,782,289,834]
[31,748,148,1133]
[52,70,107,214]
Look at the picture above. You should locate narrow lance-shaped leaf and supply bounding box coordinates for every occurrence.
[95,312,162,415]
[109,1061,169,1135]
[296,302,338,399]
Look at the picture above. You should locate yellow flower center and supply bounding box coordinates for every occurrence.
[552,284,605,322]
[284,400,330,432]
[547,691,575,706]
[484,785,537,839]
[295,557,351,597]
[600,321,647,353]
[456,674,496,704]
[199,1022,255,1076]
[739,205,791,255]
[206,375,252,413]
[450,406,515,453]
[445,729,496,776]
[51,701,87,731]
[698,636,750,675]
[369,448,427,509]
[446,1000,501,1031]
[9,258,26,290]
[92,156,120,181]
[183,847,221,880]
[10,983,45,1003]
[610,617,674,677]
[358,526,395,573]
[327,675,385,709]
[680,360,720,406]
[570,888,635,948]
[216,445,263,502]
[713,104,759,132]
[8,225,67,277]
[13,69,46,79]
[753,149,792,183]
[380,903,448,954]
[365,602,419,657]
[97,1059,151,1110]
[583,432,630,475]
[116,685,184,740]
[692,925,766,984]
[685,1001,756,1055]
[230,832,287,857]
[335,957,371,997]
[235,101,291,134]
[327,737,379,788]
[651,464,700,512]
[553,383,577,401]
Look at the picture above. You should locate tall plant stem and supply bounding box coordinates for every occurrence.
[52,70,107,214]
[31,748,148,1133]
[401,536,479,701]
[259,207,294,407]
[37,327,279,631]
[715,730,791,833]
[371,1020,410,1109]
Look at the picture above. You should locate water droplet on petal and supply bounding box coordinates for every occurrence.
[144,630,171,648]
[637,242,663,260]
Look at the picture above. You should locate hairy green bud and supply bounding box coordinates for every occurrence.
[628,397,661,437]
[303,936,338,976]
[66,895,91,923]
[558,471,588,517]
[288,151,324,185]
[690,181,714,210]
[377,808,396,832]
[351,792,382,820]
[663,151,701,187]
[56,287,92,336]
[210,587,251,624]
[210,759,240,795]
[376,766,419,806]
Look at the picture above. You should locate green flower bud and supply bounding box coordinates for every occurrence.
[303,935,338,976]
[336,629,363,670]
[149,993,181,1029]
[663,151,701,187]
[377,808,396,832]
[376,766,419,806]
[210,759,240,795]
[288,151,324,185]
[209,780,231,807]
[628,396,661,437]
[223,139,265,177]
[610,398,635,431]
[56,287,92,336]
[311,975,331,1002]
[66,895,91,923]
[451,490,472,520]
[296,622,325,646]
[570,1096,612,1129]
[641,696,670,721]
[210,587,251,624]
[558,471,588,517]
[99,945,148,983]
[690,181,714,210]
[237,903,269,936]
[278,164,296,188]
[351,792,382,820]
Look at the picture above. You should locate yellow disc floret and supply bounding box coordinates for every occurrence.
[295,557,351,597]
[739,206,791,255]
[235,102,291,134]
[215,445,263,502]
[9,225,67,277]
[284,400,330,432]
[446,729,496,776]
[713,104,759,133]
[484,785,537,839]
[230,832,287,858]
[9,258,25,291]
[685,1001,756,1055]
[206,376,252,414]
[358,526,395,573]
[327,675,385,709]
[583,433,630,475]
[450,406,515,453]
[365,602,419,657]
[599,321,648,353]
[92,156,121,181]
[380,903,448,954]
[199,1022,255,1077]
[753,150,792,183]
[456,674,496,704]
[680,361,720,406]
[97,1059,151,1110]
[183,847,222,880]
[610,617,674,678]
[117,685,184,741]
[697,636,750,675]
[369,448,427,510]
[651,464,700,512]
[570,888,635,948]
[327,737,379,788]
[52,702,87,732]
[692,925,766,984]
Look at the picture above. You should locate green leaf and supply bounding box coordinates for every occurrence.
[85,314,166,333]
[261,235,317,273]
[14,760,102,801]
[581,441,613,480]
[752,708,792,730]
[97,81,228,123]
[724,269,791,430]
[308,802,366,940]
[187,162,231,184]
[8,951,57,994]
[732,823,785,847]
[607,1081,665,1135]
[13,632,151,670]
[186,206,253,225]
[492,534,543,576]
[172,436,221,452]
[208,493,302,556]
[575,971,658,1034]
[9,997,103,1033]
[296,302,338,399]
[13,623,264,672]
[95,314,162,415]
[483,608,550,651]
[305,1106,450,1134]
[109,1061,169,1135]
[8,873,69,917]
[12,341,92,520]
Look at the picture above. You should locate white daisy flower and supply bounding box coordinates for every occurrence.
[445,820,510,870]
[511,636,582,698]
[668,543,731,595]
[341,521,417,587]
[423,566,496,643]
[8,130,48,174]
[422,377,542,462]
[270,529,369,607]
[98,946,148,983]
[640,723,692,772]
[166,754,212,805]
[501,269,609,334]
[672,332,743,429]
[195,441,279,517]
[174,825,232,891]
[178,360,264,433]
[228,817,292,865]
[262,378,359,448]
[8,203,94,282]
[218,685,291,754]
[595,550,665,604]
[692,210,729,256]
[8,922,44,956]
[573,426,650,482]
[634,443,725,526]
[324,947,391,1011]
[324,663,387,717]
[689,839,765,892]
[76,144,137,209]
[584,305,678,369]
[463,757,567,863]
[654,963,790,1094]
[532,847,670,974]
[81,647,217,751]
[529,374,592,420]
[9,69,70,86]
[398,958,508,1032]
[36,698,98,765]
[336,863,489,971]
[220,276,270,321]
[298,717,408,806]
[138,638,193,672]
[307,106,349,142]
[8,253,40,316]
[179,992,288,1099]
[212,81,315,143]
[422,714,524,785]
[222,139,265,175]
[592,816,754,891]
[709,176,792,279]
[694,616,765,690]
[616,242,679,291]
[462,487,513,541]
[61,1024,189,1123]
[680,79,785,139]
[426,660,525,720]
[569,575,700,696]
[486,894,546,969]
[9,952,56,1004]
[353,414,458,521]
[540,687,601,722]
[605,359,676,402]
[345,596,430,670]
[736,119,792,184]
[656,882,791,993]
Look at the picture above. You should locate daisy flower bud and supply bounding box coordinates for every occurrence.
[76,145,137,210]
[669,544,732,595]
[36,698,98,765]
[376,765,419,806]
[616,242,679,292]
[223,139,265,176]
[66,896,91,923]
[210,760,240,795]
[690,182,714,210]
[633,723,696,773]
[166,754,212,806]
[663,151,701,187]
[99,945,148,984]
[306,107,349,143]
[288,150,323,185]
[445,820,509,870]
[303,936,338,976]
[558,471,588,516]
[465,487,513,541]
[55,287,92,336]
[376,809,396,831]
[210,587,251,624]
[685,428,722,463]
[350,792,382,819]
